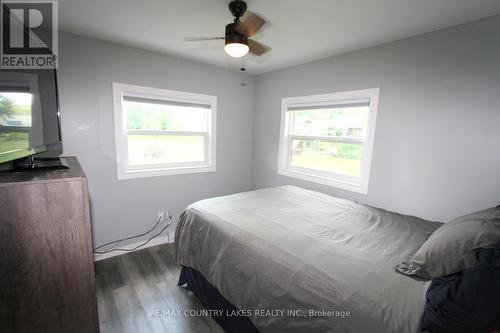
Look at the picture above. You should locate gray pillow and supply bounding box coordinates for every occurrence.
[395,205,500,279]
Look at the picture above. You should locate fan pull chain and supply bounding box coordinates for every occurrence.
[240,57,247,86]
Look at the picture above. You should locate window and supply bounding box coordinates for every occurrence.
[278,88,379,194]
[113,83,216,180]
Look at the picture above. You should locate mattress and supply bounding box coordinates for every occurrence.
[175,186,441,333]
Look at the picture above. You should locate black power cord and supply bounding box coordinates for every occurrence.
[93,214,173,254]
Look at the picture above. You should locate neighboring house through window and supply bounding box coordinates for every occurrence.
[278,88,379,194]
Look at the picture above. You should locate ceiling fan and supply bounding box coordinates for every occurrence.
[184,0,271,58]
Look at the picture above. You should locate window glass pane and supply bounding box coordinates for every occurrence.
[124,100,208,132]
[290,106,369,138]
[127,134,204,166]
[290,139,363,177]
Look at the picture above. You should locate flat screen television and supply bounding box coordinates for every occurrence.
[0,69,62,169]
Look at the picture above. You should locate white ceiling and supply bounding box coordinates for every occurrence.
[59,0,500,74]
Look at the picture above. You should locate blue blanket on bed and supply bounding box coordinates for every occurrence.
[422,243,500,333]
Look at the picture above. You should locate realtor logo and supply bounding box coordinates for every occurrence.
[0,0,58,69]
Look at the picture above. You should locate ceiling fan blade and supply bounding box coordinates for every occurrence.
[234,11,265,37]
[248,39,271,56]
[184,37,225,42]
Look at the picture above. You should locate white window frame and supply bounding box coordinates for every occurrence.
[277,88,379,194]
[113,82,216,180]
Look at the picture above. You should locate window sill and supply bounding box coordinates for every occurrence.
[277,168,368,194]
[117,164,216,180]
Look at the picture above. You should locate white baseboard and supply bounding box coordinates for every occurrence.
[93,230,175,262]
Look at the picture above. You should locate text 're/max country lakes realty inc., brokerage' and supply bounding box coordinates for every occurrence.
[149,308,353,320]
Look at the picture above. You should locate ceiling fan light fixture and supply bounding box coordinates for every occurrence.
[185,2,271,59]
[224,23,249,58]
[224,42,249,58]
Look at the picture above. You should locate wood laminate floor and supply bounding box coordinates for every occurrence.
[95,243,225,333]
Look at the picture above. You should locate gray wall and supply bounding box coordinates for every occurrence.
[58,15,500,249]
[252,16,500,222]
[58,32,254,247]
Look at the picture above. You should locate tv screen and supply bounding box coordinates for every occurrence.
[0,69,61,165]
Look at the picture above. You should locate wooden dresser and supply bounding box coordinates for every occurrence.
[0,157,99,332]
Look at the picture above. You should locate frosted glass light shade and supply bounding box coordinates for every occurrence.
[224,43,249,58]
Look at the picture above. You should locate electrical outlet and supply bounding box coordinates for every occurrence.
[157,211,164,221]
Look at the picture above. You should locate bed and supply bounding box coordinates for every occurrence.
[175,186,441,333]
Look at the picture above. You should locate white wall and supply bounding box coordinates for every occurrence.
[58,32,254,247]
[252,16,500,222]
